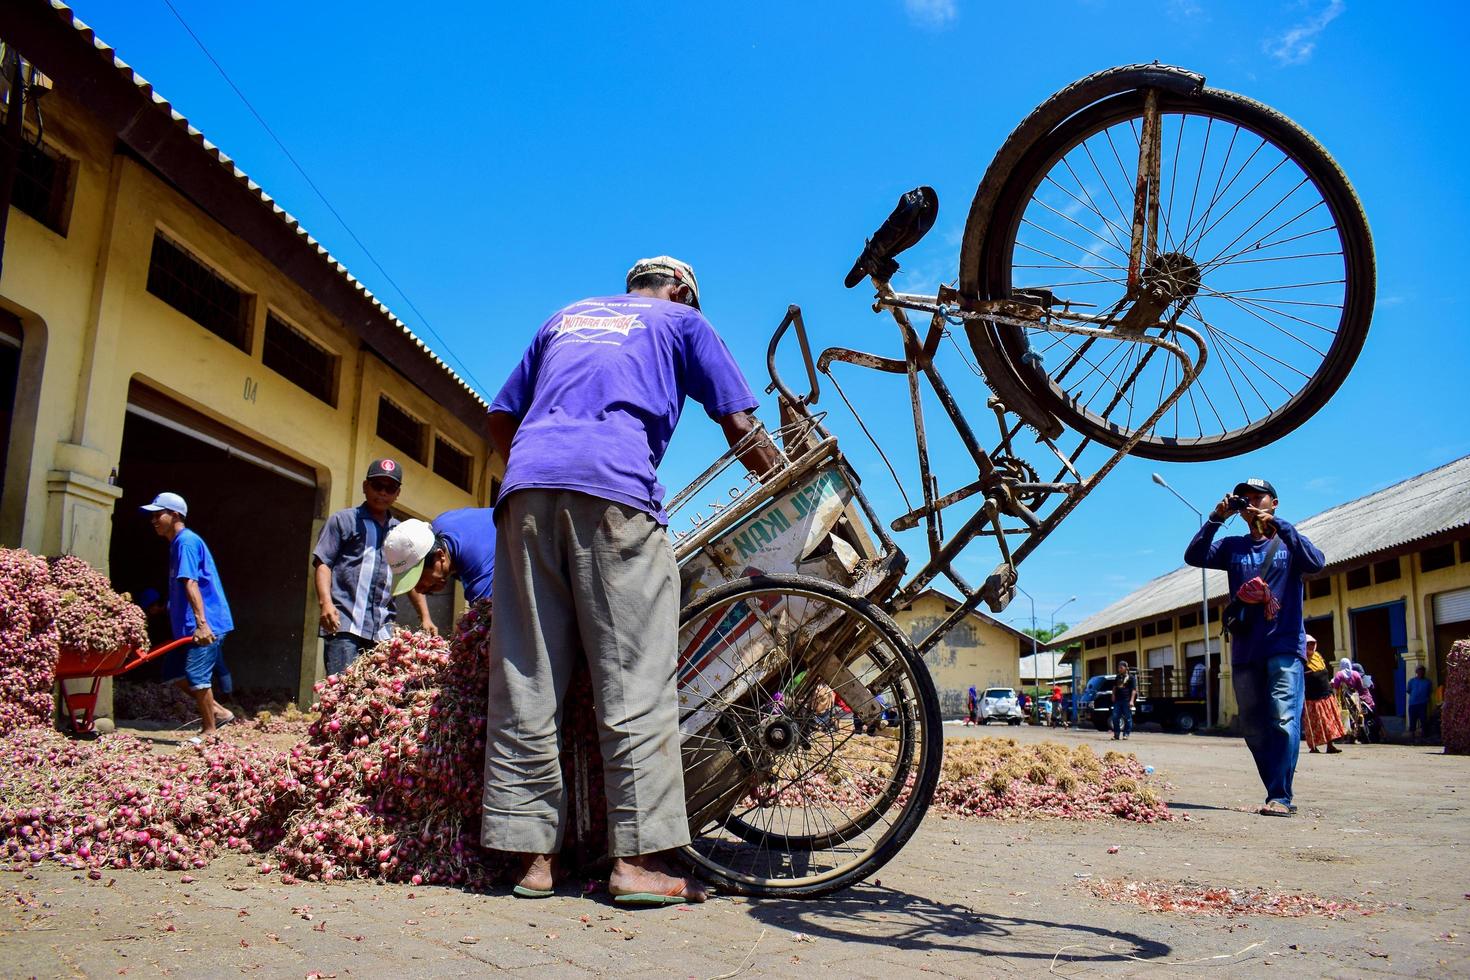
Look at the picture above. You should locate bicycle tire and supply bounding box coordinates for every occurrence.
[964,83,1374,461]
[676,574,943,898]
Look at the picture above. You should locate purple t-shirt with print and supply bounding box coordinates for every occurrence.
[489,294,758,524]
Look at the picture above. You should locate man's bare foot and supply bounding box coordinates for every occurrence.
[515,853,555,894]
[609,852,708,904]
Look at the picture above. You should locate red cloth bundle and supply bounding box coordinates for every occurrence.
[1236,576,1280,621]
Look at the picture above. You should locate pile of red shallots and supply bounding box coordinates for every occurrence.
[48,554,149,658]
[930,740,1173,822]
[0,548,148,735]
[270,600,506,886]
[1443,638,1470,755]
[0,549,60,736]
[782,737,1172,823]
[2,601,508,887]
[1088,878,1372,918]
[0,729,294,872]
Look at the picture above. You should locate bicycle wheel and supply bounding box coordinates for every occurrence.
[676,574,942,898]
[966,86,1374,461]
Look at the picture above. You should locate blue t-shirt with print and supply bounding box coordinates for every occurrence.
[168,528,234,639]
[489,295,758,524]
[431,507,496,603]
[1184,517,1325,666]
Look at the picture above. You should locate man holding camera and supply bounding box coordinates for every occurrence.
[1185,478,1324,817]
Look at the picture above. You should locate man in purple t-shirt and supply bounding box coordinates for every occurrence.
[484,256,780,904]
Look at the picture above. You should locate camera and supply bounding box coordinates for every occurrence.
[1227,495,1250,512]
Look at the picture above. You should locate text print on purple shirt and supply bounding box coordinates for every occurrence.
[489,296,758,524]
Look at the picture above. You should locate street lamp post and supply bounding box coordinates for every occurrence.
[1051,595,1077,722]
[1016,586,1040,723]
[1152,472,1214,729]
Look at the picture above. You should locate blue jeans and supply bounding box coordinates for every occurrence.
[324,633,374,676]
[1111,702,1133,736]
[1232,654,1305,805]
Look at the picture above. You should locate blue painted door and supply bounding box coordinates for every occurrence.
[1389,602,1408,717]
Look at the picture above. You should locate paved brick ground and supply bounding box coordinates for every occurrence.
[5,724,1468,977]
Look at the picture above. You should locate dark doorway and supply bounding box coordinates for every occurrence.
[1305,614,1335,661]
[0,311,21,509]
[1350,603,1405,716]
[110,408,316,697]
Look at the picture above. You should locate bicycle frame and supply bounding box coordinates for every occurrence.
[765,279,1206,659]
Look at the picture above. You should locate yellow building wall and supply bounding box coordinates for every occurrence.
[1,91,499,711]
[893,593,1022,719]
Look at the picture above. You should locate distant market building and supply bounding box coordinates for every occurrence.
[0,4,500,710]
[1050,455,1470,730]
[892,588,1031,717]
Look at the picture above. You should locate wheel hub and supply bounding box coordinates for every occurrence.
[1142,251,1201,309]
[762,717,800,753]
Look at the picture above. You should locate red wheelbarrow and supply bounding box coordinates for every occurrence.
[53,636,194,734]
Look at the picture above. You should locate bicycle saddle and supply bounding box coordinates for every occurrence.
[844,186,938,288]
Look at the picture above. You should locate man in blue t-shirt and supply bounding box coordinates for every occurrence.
[1185,477,1324,815]
[141,492,236,739]
[484,256,781,905]
[385,509,497,605]
[1406,665,1432,743]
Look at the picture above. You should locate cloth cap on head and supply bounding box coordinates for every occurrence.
[1117,661,1130,670]
[626,255,700,309]
[366,458,402,484]
[384,519,436,596]
[1304,634,1317,645]
[140,492,188,517]
[1338,657,1353,672]
[1233,477,1277,499]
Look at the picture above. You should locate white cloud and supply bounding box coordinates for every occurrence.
[905,0,958,28]
[1264,0,1345,66]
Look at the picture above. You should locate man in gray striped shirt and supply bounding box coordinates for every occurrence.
[313,458,435,675]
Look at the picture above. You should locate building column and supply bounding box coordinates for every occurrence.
[45,441,125,727]
[1217,642,1238,726]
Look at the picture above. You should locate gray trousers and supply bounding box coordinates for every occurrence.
[482,489,689,857]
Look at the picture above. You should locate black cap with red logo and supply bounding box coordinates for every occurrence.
[366,458,402,484]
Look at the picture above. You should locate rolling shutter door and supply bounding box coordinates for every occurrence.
[1433,588,1470,625]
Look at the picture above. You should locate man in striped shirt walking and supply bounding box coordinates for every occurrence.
[313,458,434,675]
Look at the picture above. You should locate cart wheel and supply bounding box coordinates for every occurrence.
[676,574,942,899]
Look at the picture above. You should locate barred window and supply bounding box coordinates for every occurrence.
[1178,611,1198,629]
[1156,617,1172,634]
[1306,576,1332,599]
[432,436,472,492]
[376,396,425,461]
[1345,566,1371,591]
[147,233,250,350]
[1142,622,1156,638]
[263,313,336,405]
[10,138,71,234]
[1420,544,1456,573]
[1372,557,1401,584]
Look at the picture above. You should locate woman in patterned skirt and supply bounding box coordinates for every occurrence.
[1302,636,1344,753]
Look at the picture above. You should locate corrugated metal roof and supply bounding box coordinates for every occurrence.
[1050,454,1470,646]
[43,1,487,408]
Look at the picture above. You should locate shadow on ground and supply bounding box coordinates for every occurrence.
[745,882,1171,963]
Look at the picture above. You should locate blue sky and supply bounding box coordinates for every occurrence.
[72,0,1469,630]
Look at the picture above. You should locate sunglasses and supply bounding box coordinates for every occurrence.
[367,479,401,494]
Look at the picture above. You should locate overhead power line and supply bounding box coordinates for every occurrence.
[158,0,490,397]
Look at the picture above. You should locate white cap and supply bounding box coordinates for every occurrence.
[140,492,188,517]
[384,519,436,595]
